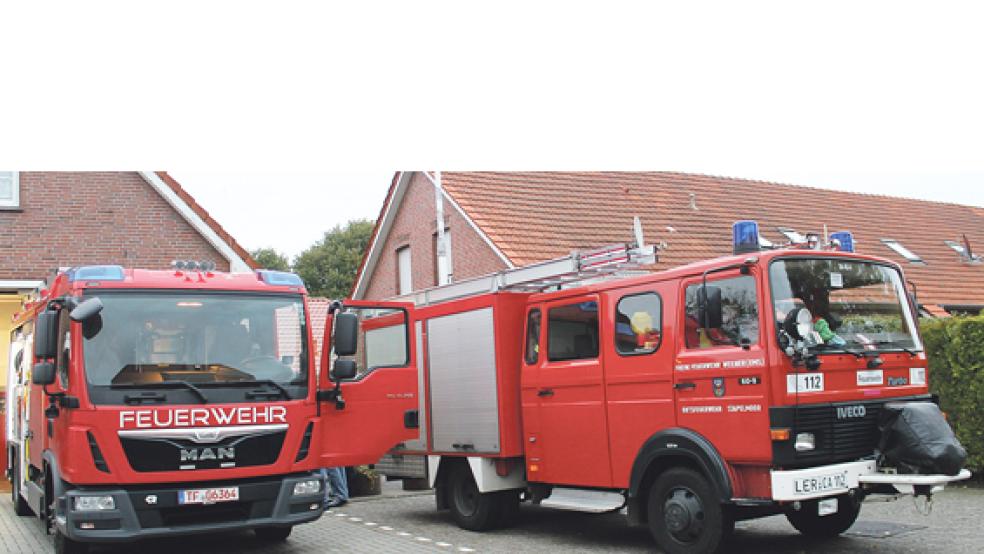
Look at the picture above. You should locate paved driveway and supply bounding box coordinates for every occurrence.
[2,482,982,553]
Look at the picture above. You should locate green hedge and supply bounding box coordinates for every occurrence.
[920,313,984,473]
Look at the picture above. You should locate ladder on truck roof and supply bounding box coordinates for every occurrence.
[395,242,657,306]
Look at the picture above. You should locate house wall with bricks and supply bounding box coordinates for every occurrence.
[0,172,230,279]
[362,172,507,300]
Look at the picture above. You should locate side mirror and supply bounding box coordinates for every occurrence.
[698,286,723,330]
[70,297,103,322]
[34,311,59,359]
[32,362,56,386]
[331,359,358,381]
[333,312,359,357]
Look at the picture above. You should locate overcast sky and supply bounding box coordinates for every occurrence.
[172,171,984,261]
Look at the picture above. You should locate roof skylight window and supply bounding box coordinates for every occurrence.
[881,239,925,264]
[777,227,807,244]
[945,240,982,263]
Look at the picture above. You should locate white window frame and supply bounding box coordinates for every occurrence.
[436,228,453,285]
[881,239,925,263]
[0,171,20,208]
[397,246,413,295]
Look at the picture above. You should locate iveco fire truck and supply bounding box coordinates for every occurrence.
[374,222,970,554]
[6,263,418,554]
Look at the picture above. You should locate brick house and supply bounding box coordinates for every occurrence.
[352,172,984,316]
[0,171,257,389]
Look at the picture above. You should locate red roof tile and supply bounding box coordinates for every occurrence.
[438,172,984,309]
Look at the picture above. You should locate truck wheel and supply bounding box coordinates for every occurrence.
[647,468,732,554]
[447,464,505,531]
[254,526,293,542]
[10,460,33,516]
[53,531,89,554]
[786,494,861,538]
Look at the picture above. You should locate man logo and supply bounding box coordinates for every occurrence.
[145,495,158,505]
[180,447,235,462]
[836,405,866,419]
[193,429,221,443]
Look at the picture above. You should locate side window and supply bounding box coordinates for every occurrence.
[615,293,662,355]
[685,276,759,349]
[333,307,408,379]
[524,309,541,364]
[57,309,71,387]
[547,301,599,361]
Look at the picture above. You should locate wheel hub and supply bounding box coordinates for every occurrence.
[663,487,705,544]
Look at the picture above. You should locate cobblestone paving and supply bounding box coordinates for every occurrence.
[4,483,983,553]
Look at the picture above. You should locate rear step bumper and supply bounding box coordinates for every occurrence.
[770,460,971,502]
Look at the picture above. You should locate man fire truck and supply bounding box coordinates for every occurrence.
[373,221,969,554]
[6,263,418,554]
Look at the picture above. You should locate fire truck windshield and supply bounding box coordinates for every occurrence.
[82,292,308,404]
[769,258,922,354]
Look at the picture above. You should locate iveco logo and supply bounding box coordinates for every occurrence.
[836,405,866,419]
[180,447,235,462]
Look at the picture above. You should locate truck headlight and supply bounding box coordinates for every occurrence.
[293,479,322,496]
[73,495,115,511]
[794,432,816,452]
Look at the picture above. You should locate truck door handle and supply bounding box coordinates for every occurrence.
[673,382,696,390]
[537,388,554,397]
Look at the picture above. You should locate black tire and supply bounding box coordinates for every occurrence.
[10,459,33,517]
[647,468,733,554]
[254,525,293,542]
[447,464,506,531]
[53,531,88,554]
[785,494,861,538]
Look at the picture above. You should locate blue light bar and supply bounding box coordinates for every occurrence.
[830,231,855,253]
[257,270,305,287]
[733,220,761,255]
[67,265,125,282]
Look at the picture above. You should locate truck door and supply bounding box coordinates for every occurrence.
[674,271,771,462]
[528,295,613,488]
[318,301,420,468]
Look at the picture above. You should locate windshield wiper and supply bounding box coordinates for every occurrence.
[813,344,864,358]
[198,379,292,399]
[110,380,209,403]
[873,340,921,357]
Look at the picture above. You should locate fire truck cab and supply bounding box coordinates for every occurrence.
[6,264,418,554]
[377,224,970,554]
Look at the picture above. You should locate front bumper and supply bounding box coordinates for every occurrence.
[55,472,325,543]
[770,460,972,501]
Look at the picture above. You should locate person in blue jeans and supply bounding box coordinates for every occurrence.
[321,467,349,509]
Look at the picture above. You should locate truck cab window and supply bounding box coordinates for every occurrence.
[615,293,662,355]
[57,309,71,387]
[524,309,541,364]
[685,276,759,349]
[547,301,599,361]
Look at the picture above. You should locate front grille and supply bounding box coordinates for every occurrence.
[120,430,286,472]
[770,395,930,468]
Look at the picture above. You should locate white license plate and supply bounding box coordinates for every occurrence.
[793,471,848,496]
[787,373,824,393]
[178,486,240,505]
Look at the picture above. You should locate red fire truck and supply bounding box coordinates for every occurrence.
[5,263,418,554]
[375,223,970,553]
